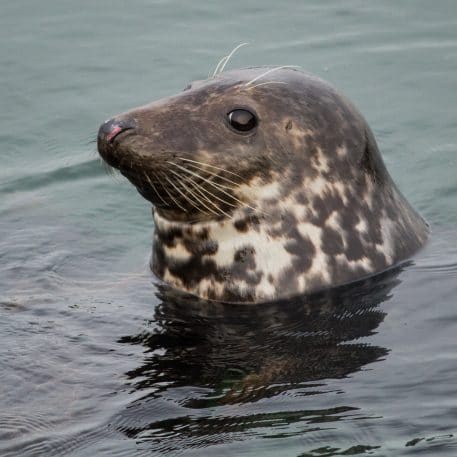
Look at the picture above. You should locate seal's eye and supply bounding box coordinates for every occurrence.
[227,109,257,132]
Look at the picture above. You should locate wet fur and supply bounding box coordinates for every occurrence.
[98,67,429,303]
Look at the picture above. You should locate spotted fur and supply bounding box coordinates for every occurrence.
[98,67,429,303]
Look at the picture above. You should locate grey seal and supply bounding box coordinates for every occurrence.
[97,66,429,303]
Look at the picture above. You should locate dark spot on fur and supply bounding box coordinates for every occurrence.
[295,191,309,205]
[321,227,344,255]
[168,256,223,289]
[285,120,292,131]
[339,206,360,233]
[283,229,315,273]
[157,227,182,248]
[277,267,299,297]
[234,246,256,264]
[234,215,260,233]
[310,191,343,226]
[234,218,249,232]
[232,245,262,286]
[183,238,218,256]
[345,231,366,261]
[279,212,298,237]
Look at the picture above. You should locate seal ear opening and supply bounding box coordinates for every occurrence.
[360,127,389,184]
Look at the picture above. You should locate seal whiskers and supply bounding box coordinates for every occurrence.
[144,172,169,207]
[171,164,239,210]
[157,172,188,213]
[179,157,246,181]
[166,168,223,217]
[185,179,236,219]
[245,65,300,86]
[249,81,287,89]
[162,174,206,214]
[168,161,260,213]
[168,168,232,218]
[99,157,122,183]
[177,160,243,189]
[187,183,231,218]
[212,43,249,77]
[168,162,238,195]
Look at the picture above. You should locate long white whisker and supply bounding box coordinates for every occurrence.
[218,42,248,74]
[100,158,123,183]
[144,172,169,206]
[186,176,233,218]
[169,162,236,196]
[167,168,219,216]
[212,42,249,77]
[163,174,201,213]
[212,56,229,78]
[158,173,188,213]
[245,65,300,86]
[181,162,242,188]
[249,81,288,89]
[169,161,261,213]
[179,157,245,181]
[191,182,234,219]
[173,162,234,191]
[181,184,221,217]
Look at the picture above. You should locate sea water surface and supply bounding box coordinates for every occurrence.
[1,1,457,456]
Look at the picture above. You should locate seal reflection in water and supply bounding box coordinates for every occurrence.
[98,66,429,303]
[112,269,399,447]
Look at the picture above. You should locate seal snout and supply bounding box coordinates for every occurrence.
[98,117,136,144]
[97,117,137,168]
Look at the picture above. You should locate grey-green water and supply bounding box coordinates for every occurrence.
[1,1,457,456]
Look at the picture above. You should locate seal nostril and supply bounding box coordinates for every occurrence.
[98,118,136,144]
[106,125,124,142]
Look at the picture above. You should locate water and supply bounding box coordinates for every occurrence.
[1,1,457,455]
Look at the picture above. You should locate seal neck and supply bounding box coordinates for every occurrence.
[151,207,273,302]
[152,207,254,235]
[150,180,429,303]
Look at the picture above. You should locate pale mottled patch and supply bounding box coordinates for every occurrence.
[336,145,348,158]
[163,243,192,262]
[237,175,281,203]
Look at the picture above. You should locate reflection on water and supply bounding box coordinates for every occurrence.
[115,269,401,452]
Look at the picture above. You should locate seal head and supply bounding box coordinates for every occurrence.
[98,67,429,303]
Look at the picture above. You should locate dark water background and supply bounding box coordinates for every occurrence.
[1,1,457,455]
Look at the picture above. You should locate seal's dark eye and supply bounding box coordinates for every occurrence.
[227,109,257,132]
